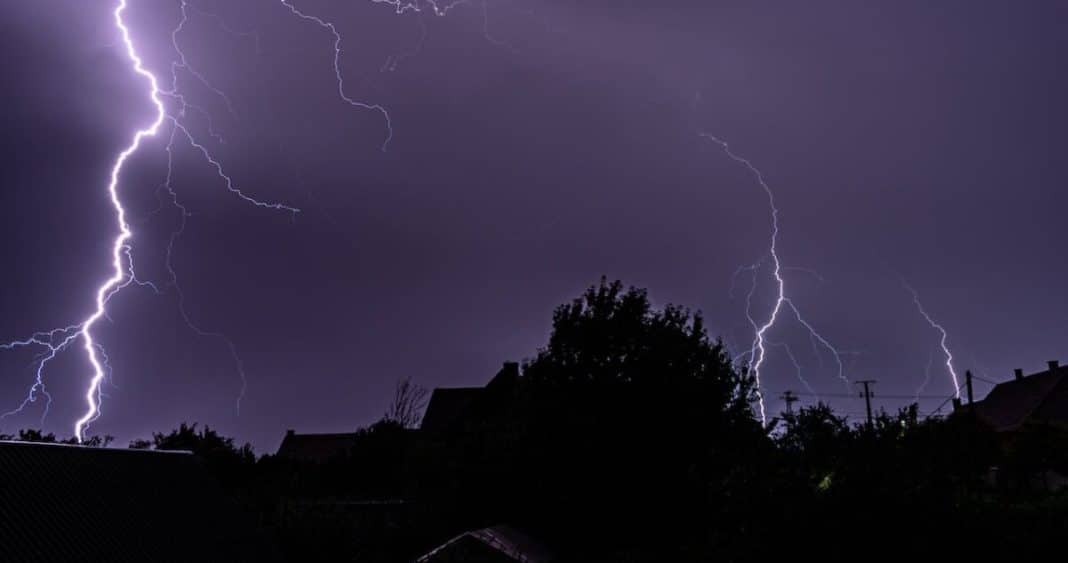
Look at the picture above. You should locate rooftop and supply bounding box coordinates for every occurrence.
[0,441,278,561]
[967,361,1068,431]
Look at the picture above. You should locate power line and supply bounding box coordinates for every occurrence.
[769,391,955,400]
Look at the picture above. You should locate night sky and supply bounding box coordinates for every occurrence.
[2,0,1066,450]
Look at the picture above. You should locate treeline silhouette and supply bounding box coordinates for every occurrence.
[6,279,1068,562]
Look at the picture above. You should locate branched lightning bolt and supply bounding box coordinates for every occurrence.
[68,0,171,441]
[0,326,82,424]
[901,278,961,398]
[700,132,847,424]
[2,0,296,441]
[4,0,516,441]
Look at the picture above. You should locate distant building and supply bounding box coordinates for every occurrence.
[276,430,358,463]
[0,441,279,561]
[421,362,520,435]
[416,524,551,563]
[958,361,1068,491]
[964,360,1068,432]
[273,362,521,463]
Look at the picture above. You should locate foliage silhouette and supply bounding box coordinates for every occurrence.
[0,428,113,447]
[9,279,1068,561]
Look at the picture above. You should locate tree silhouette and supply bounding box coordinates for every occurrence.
[383,377,428,429]
[0,428,113,447]
[129,422,254,488]
[422,278,767,558]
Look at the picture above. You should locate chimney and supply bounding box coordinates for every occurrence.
[1049,360,1060,372]
[487,361,520,391]
[1014,369,1024,381]
[286,429,295,437]
[951,398,962,411]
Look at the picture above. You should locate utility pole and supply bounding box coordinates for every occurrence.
[965,370,974,405]
[856,380,876,426]
[780,390,799,416]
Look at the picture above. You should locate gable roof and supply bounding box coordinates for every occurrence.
[420,362,521,435]
[0,441,278,562]
[276,431,357,463]
[969,365,1068,431]
[421,387,484,433]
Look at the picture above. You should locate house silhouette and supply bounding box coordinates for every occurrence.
[964,361,1068,432]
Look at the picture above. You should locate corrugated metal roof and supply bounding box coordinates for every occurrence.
[0,441,279,562]
[416,525,551,563]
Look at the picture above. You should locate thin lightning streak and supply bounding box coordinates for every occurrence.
[914,345,936,404]
[165,3,298,214]
[766,340,817,399]
[479,0,517,52]
[730,258,763,370]
[282,0,515,148]
[172,120,300,213]
[728,257,764,302]
[901,278,961,398]
[783,298,847,390]
[701,132,847,424]
[281,0,397,151]
[159,126,250,411]
[182,1,263,57]
[169,0,238,118]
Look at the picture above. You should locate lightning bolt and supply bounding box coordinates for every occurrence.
[280,0,399,151]
[700,132,847,424]
[2,0,297,441]
[766,340,817,399]
[170,1,238,119]
[371,0,470,16]
[901,278,961,398]
[3,0,519,441]
[157,126,251,412]
[283,0,517,132]
[914,345,937,404]
[68,0,172,442]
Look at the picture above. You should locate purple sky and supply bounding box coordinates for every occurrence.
[2,0,1067,450]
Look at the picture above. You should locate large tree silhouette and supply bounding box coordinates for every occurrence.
[426,278,767,559]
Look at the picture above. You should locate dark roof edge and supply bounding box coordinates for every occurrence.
[0,441,193,455]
